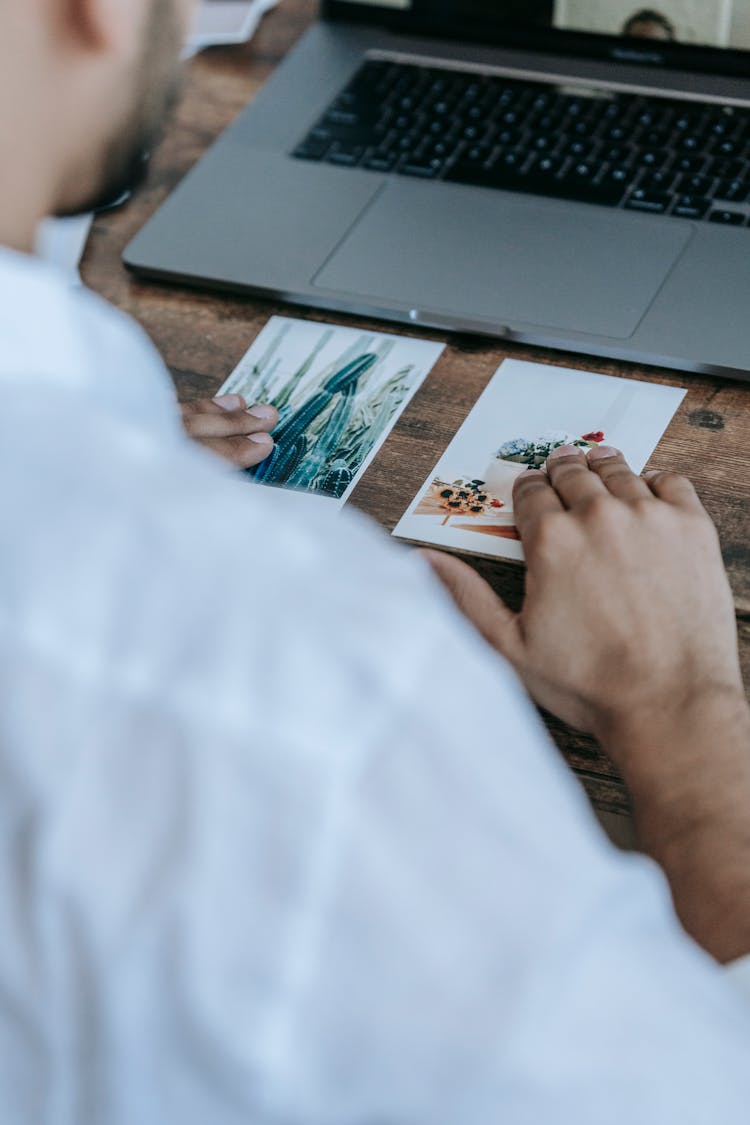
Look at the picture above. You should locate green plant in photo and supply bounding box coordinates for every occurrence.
[253,352,377,485]
[496,430,605,469]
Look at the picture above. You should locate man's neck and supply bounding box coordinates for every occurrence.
[0,150,57,254]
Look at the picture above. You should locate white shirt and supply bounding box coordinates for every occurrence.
[0,246,748,1124]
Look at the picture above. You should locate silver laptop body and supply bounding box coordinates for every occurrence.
[124,1,750,380]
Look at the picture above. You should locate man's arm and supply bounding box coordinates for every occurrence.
[602,685,750,964]
[426,444,750,963]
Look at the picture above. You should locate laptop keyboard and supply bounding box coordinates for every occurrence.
[292,59,750,226]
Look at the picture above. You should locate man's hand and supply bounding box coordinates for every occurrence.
[181,394,277,469]
[425,446,750,962]
[425,445,744,749]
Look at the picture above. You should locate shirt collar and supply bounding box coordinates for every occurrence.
[0,244,181,438]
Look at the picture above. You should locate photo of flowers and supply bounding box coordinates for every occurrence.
[217,316,444,503]
[394,359,686,563]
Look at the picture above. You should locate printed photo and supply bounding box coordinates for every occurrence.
[393,359,686,563]
[218,317,444,504]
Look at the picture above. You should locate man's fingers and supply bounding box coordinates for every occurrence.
[202,433,274,469]
[511,468,564,542]
[182,398,279,440]
[421,550,525,666]
[544,445,607,508]
[213,394,246,412]
[587,446,653,502]
[644,469,705,512]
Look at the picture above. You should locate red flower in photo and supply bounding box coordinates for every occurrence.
[581,431,605,443]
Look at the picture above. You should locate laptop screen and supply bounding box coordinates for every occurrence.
[328,1,750,77]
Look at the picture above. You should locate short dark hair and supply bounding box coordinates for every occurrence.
[622,9,677,39]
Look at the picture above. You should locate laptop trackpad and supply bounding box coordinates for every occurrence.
[313,181,692,340]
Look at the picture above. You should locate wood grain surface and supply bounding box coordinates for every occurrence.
[81,0,750,818]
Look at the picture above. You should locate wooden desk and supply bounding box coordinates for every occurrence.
[82,0,750,820]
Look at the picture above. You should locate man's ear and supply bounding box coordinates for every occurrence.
[61,0,147,52]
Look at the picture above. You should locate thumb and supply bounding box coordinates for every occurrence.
[421,550,524,667]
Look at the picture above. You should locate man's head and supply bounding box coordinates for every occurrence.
[58,0,194,216]
[68,1,188,214]
[622,9,677,41]
[0,0,194,246]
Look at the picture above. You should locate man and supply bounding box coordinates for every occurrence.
[621,8,678,41]
[1,2,749,1122]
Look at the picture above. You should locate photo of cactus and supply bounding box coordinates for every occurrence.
[217,317,444,503]
[394,358,686,563]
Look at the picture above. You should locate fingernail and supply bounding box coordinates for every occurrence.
[587,445,619,461]
[247,405,276,421]
[248,432,273,445]
[213,394,244,411]
[547,444,580,461]
[643,469,659,480]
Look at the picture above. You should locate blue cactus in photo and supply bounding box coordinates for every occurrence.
[272,352,377,447]
[250,352,377,488]
[253,434,308,486]
[288,381,360,489]
[318,459,354,499]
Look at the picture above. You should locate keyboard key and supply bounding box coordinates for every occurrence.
[496,128,523,147]
[601,144,631,163]
[327,144,365,167]
[672,195,711,219]
[714,179,749,204]
[563,139,597,159]
[709,209,747,225]
[709,114,739,137]
[707,158,746,180]
[604,125,628,142]
[463,144,493,165]
[625,189,671,214]
[529,133,556,151]
[570,119,596,138]
[529,155,564,177]
[533,112,564,132]
[606,165,633,185]
[398,158,444,179]
[426,140,451,158]
[639,170,677,191]
[293,139,330,161]
[674,155,706,173]
[714,138,741,156]
[637,148,669,168]
[677,134,704,152]
[324,109,361,128]
[496,150,528,170]
[676,173,712,195]
[569,162,596,181]
[638,129,670,148]
[362,153,398,172]
[544,178,627,206]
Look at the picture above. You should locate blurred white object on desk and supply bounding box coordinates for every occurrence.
[184,0,279,58]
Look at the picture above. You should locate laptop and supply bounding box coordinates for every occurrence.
[124,1,750,380]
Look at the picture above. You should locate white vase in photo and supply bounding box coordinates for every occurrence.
[483,458,528,508]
